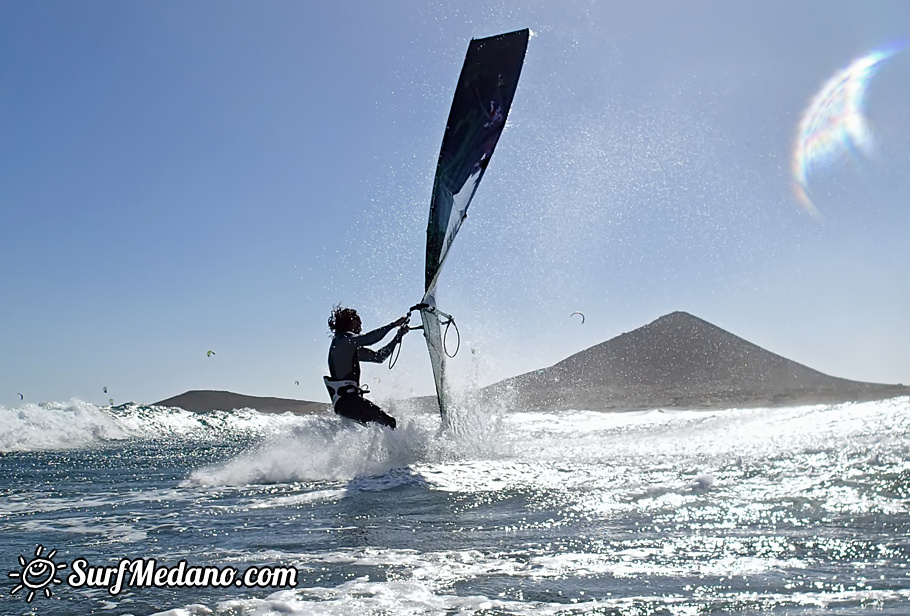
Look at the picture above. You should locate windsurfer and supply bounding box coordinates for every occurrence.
[324,305,409,429]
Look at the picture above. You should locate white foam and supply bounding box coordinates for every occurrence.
[0,400,133,451]
[152,576,910,616]
[0,400,315,452]
[184,398,530,487]
[185,416,437,487]
[193,583,497,616]
[21,516,147,543]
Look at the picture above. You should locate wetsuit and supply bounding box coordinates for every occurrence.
[325,322,402,429]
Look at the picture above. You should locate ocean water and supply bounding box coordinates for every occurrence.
[2,397,909,615]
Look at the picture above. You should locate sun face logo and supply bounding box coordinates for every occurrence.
[9,545,67,602]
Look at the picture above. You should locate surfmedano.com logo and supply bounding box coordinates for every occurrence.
[9,545,67,602]
[9,545,298,602]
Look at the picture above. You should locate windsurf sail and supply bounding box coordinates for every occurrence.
[420,29,529,422]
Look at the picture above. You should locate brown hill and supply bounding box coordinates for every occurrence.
[483,311,909,411]
[153,390,329,415]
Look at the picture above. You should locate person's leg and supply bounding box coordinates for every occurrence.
[359,397,396,429]
[335,395,396,429]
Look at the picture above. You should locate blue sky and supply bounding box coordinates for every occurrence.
[3,1,910,407]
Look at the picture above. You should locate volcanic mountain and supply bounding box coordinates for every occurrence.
[482,311,909,411]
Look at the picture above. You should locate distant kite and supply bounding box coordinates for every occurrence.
[103,386,108,394]
[207,350,216,357]
[570,311,586,324]
[792,48,897,216]
[295,380,299,386]
[17,393,23,400]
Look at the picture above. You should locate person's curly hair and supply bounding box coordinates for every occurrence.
[328,304,359,333]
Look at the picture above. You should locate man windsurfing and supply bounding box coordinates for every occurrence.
[324,305,409,429]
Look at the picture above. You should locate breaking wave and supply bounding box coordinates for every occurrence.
[0,400,310,453]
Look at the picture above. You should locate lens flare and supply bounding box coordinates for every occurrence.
[792,49,897,217]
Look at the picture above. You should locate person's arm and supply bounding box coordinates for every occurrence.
[350,316,407,347]
[358,327,408,363]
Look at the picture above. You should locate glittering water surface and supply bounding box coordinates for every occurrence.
[2,398,909,615]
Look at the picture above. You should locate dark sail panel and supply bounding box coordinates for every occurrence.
[421,29,529,422]
[424,28,530,295]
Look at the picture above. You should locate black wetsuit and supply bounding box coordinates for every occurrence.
[327,322,402,429]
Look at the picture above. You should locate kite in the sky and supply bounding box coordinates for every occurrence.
[570,311,586,324]
[207,350,216,357]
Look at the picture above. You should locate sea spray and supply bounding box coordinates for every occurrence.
[435,386,513,458]
[185,416,436,486]
[183,395,521,487]
[0,401,312,453]
[0,400,132,452]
